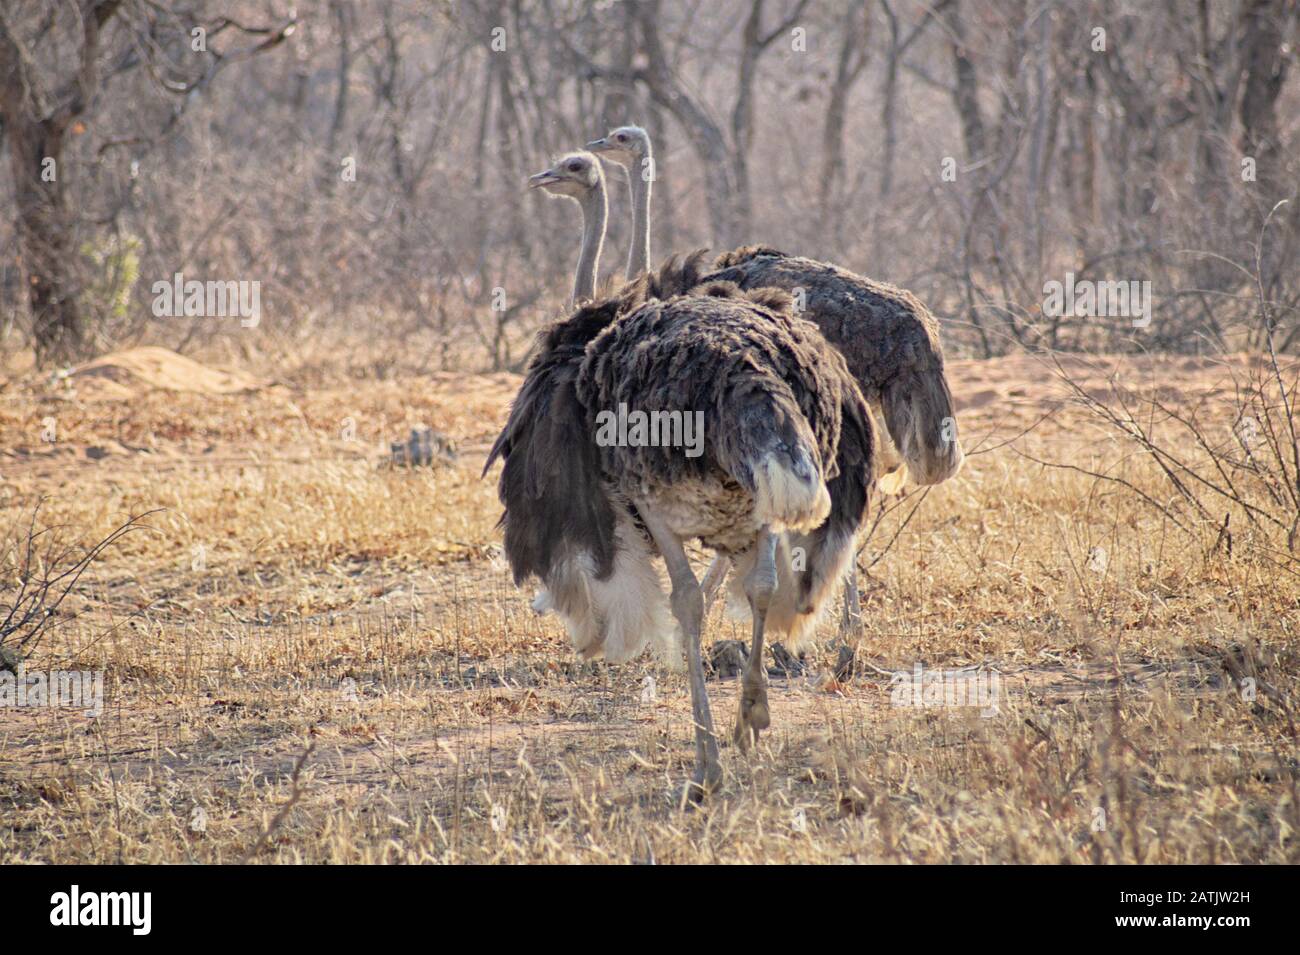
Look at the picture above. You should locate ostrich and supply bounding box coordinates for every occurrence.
[586,125,741,602]
[486,261,875,797]
[704,249,964,633]
[589,125,963,628]
[586,125,652,279]
[528,151,608,303]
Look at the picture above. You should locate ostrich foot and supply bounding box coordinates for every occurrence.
[683,757,723,806]
[733,678,770,751]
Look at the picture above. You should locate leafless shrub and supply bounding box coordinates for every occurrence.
[1027,209,1300,573]
[0,501,155,668]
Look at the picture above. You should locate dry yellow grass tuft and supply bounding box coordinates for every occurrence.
[0,349,1296,863]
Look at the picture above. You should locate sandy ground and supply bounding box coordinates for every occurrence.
[0,345,1297,863]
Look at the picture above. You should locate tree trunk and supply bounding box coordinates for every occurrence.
[11,130,82,361]
[820,1,870,248]
[3,99,83,363]
[729,0,766,241]
[1237,0,1290,198]
[945,1,987,165]
[634,0,738,246]
[0,0,121,364]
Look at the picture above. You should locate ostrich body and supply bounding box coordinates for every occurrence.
[588,124,963,631]
[703,247,964,634]
[528,151,607,303]
[587,126,652,279]
[486,266,875,796]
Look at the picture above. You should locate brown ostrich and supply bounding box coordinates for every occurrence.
[706,246,964,488]
[485,261,875,798]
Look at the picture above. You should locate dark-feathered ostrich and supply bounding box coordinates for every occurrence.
[590,125,964,627]
[485,263,875,798]
[589,126,964,484]
[703,255,962,629]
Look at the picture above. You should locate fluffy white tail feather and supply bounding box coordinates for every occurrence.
[885,393,964,487]
[537,513,679,665]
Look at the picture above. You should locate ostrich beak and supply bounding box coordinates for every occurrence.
[528,169,559,189]
[586,138,611,152]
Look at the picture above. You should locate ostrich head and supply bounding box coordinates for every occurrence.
[528,151,608,303]
[586,126,651,168]
[528,151,604,200]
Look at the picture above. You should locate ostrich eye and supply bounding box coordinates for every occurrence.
[567,161,582,172]
[614,134,626,142]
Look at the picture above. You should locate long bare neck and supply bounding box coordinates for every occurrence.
[626,152,651,278]
[574,179,607,303]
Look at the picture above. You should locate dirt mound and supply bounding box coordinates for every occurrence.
[69,346,265,397]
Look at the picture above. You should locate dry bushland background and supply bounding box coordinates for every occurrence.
[0,0,1297,366]
[1,1,1299,864]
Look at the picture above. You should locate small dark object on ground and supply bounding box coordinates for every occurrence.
[707,639,748,680]
[389,427,456,468]
[768,642,806,678]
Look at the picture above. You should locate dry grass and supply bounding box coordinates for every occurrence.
[0,347,1297,863]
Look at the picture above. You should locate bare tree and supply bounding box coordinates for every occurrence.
[0,1,293,363]
[0,1,121,362]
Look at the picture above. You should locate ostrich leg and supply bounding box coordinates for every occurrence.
[840,564,862,638]
[700,555,731,613]
[640,508,721,799]
[734,527,777,750]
